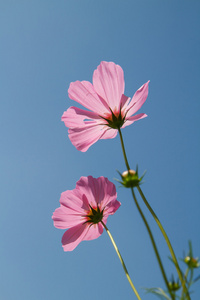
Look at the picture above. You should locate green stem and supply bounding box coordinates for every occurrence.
[188,268,193,288]
[101,221,142,300]
[117,128,191,299]
[131,188,174,299]
[118,128,172,295]
[118,127,130,170]
[181,268,189,299]
[137,186,190,300]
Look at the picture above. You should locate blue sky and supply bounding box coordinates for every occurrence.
[1,1,200,299]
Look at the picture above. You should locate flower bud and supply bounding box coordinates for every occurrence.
[122,170,139,188]
[117,166,145,188]
[168,275,180,292]
[168,280,180,292]
[184,256,200,268]
[122,170,136,177]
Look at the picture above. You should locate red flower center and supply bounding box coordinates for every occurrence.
[101,107,125,129]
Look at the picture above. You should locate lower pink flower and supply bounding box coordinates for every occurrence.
[52,176,121,251]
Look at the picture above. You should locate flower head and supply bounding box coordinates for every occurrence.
[52,176,120,251]
[183,240,200,269]
[117,166,146,188]
[62,61,150,151]
[168,275,180,292]
[184,256,200,269]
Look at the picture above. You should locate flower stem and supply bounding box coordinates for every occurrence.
[181,267,190,299]
[118,129,171,293]
[101,221,142,300]
[118,127,130,170]
[137,186,190,300]
[131,188,174,299]
[117,128,189,299]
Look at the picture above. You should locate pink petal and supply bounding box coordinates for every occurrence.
[68,80,109,114]
[62,223,89,251]
[76,176,105,207]
[83,222,103,241]
[98,177,118,208]
[62,107,118,151]
[61,222,105,251]
[120,94,130,110]
[76,176,119,211]
[52,206,84,229]
[68,123,108,152]
[125,81,149,118]
[100,128,118,140]
[62,106,101,128]
[93,61,125,111]
[59,190,88,212]
[123,113,147,128]
[103,199,121,216]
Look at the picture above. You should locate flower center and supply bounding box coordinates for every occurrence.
[101,107,125,129]
[86,205,104,224]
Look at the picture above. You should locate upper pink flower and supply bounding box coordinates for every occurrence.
[62,61,149,152]
[52,176,120,251]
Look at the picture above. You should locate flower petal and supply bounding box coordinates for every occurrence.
[68,80,109,114]
[62,223,89,251]
[59,190,88,212]
[98,177,118,209]
[52,206,84,229]
[83,223,103,241]
[103,199,121,216]
[62,106,101,128]
[76,176,119,214]
[100,128,118,140]
[62,107,118,151]
[123,113,147,128]
[126,81,149,118]
[76,176,105,208]
[68,123,108,152]
[120,94,130,110]
[93,61,125,111]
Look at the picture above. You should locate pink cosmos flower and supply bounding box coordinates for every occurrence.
[62,61,149,152]
[52,176,120,251]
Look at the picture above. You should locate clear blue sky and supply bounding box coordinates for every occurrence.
[1,1,200,299]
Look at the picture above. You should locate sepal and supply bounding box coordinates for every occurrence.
[116,166,146,188]
[168,275,180,292]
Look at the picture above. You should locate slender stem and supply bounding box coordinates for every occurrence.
[101,221,142,300]
[117,128,191,299]
[131,188,174,299]
[181,268,189,299]
[118,127,130,170]
[118,128,172,296]
[188,268,193,288]
[137,186,190,300]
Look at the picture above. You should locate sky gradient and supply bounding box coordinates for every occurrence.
[1,1,200,299]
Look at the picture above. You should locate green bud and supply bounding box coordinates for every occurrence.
[117,166,146,188]
[168,275,180,292]
[184,256,200,268]
[168,281,180,292]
